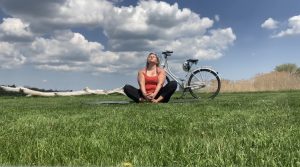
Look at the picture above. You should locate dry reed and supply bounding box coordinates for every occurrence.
[221,71,300,92]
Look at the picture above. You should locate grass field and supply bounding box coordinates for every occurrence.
[0,91,299,166]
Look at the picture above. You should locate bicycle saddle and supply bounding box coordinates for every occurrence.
[187,59,198,63]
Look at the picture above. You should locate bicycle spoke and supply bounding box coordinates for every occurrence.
[188,69,220,99]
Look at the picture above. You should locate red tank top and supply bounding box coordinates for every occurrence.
[144,70,159,94]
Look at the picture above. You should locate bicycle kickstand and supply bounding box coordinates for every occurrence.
[179,88,189,99]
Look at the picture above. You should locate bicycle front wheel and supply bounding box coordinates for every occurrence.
[187,69,221,99]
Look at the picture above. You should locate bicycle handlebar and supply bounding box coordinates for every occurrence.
[162,51,173,55]
[162,51,173,59]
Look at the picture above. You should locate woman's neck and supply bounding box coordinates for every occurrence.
[147,64,157,71]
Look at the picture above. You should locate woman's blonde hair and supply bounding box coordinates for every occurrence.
[146,52,160,68]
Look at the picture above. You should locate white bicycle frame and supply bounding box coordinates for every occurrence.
[160,55,219,91]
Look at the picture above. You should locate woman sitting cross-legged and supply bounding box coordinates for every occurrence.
[123,52,177,103]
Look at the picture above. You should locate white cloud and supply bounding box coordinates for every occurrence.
[214,15,220,22]
[0,18,34,41]
[261,18,279,30]
[101,0,235,63]
[0,0,236,74]
[274,15,300,37]
[165,28,236,60]
[0,42,26,69]
[57,0,112,27]
[36,64,83,72]
[27,30,121,72]
[104,1,214,51]
[0,0,113,32]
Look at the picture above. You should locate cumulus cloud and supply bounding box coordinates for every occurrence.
[214,15,220,22]
[261,18,279,30]
[27,30,121,72]
[0,0,113,32]
[0,42,26,69]
[0,18,34,42]
[101,0,235,63]
[0,0,61,17]
[0,0,236,74]
[164,28,236,60]
[105,1,214,52]
[274,15,300,37]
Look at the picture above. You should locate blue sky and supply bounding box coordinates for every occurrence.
[0,0,299,90]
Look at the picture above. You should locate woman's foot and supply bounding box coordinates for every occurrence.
[151,96,164,103]
[151,99,159,103]
[139,97,146,102]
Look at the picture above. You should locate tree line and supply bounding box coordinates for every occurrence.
[275,63,300,75]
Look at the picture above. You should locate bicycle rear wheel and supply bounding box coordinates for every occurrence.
[187,69,221,99]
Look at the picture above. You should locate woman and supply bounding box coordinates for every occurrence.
[123,53,177,103]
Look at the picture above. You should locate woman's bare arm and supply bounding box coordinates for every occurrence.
[152,68,166,97]
[138,70,147,97]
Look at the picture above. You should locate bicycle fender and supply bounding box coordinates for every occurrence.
[191,67,219,74]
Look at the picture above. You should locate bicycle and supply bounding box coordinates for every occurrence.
[160,51,221,99]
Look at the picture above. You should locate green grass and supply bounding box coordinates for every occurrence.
[0,91,299,166]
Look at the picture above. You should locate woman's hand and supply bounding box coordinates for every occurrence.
[142,92,157,101]
[148,92,157,100]
[142,92,152,101]
[151,95,164,103]
[151,99,159,103]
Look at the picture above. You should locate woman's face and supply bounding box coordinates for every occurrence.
[147,53,158,65]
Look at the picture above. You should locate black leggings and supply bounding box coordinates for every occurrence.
[123,81,177,103]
